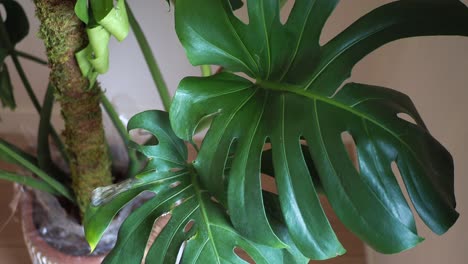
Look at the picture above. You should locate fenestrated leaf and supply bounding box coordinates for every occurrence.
[175,0,338,79]
[85,110,308,264]
[171,0,468,258]
[0,0,29,47]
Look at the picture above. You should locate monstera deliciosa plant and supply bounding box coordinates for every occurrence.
[83,0,468,263]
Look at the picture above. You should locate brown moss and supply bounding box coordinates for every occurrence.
[34,0,112,216]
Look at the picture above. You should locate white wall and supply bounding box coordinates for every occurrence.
[2,1,468,263]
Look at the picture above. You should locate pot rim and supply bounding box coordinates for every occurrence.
[21,190,105,263]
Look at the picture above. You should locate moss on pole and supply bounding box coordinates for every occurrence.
[34,0,113,216]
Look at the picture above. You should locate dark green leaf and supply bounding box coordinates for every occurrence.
[0,169,60,196]
[127,110,187,172]
[0,48,7,63]
[0,0,29,47]
[85,111,305,263]
[37,84,55,174]
[0,63,15,109]
[171,0,467,258]
[0,139,75,202]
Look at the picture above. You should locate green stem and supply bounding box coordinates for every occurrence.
[0,140,75,202]
[14,50,48,65]
[201,65,212,77]
[10,51,42,111]
[125,2,172,111]
[37,83,54,173]
[11,55,68,163]
[0,169,60,196]
[100,93,140,178]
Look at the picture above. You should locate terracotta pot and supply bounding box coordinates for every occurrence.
[21,191,105,264]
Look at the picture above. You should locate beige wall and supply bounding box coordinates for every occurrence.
[360,24,468,264]
[2,1,468,263]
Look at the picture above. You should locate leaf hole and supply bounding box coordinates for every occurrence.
[184,220,195,233]
[234,247,255,263]
[210,196,220,204]
[319,1,383,46]
[170,181,182,189]
[397,113,417,125]
[175,241,187,264]
[261,138,277,193]
[341,131,359,173]
[391,161,417,214]
[223,139,238,180]
[232,1,249,24]
[143,214,172,261]
[129,128,158,146]
[193,114,216,140]
[174,198,185,207]
[261,173,277,194]
[300,139,323,192]
[263,141,272,151]
[0,5,7,21]
[280,0,295,25]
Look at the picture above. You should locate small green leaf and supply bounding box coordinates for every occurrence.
[0,0,29,47]
[0,63,15,109]
[85,111,307,263]
[126,110,187,172]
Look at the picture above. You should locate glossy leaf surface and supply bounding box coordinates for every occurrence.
[171,0,468,258]
[84,111,307,263]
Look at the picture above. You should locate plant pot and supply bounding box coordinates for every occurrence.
[21,191,105,264]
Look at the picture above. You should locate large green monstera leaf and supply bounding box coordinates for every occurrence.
[170,0,468,260]
[84,111,308,263]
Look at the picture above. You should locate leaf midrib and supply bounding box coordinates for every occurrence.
[304,21,397,90]
[278,0,316,81]
[258,80,425,171]
[192,170,222,264]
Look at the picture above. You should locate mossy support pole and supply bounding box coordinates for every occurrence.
[34,0,112,215]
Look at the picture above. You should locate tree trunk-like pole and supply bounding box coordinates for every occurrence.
[34,0,112,216]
